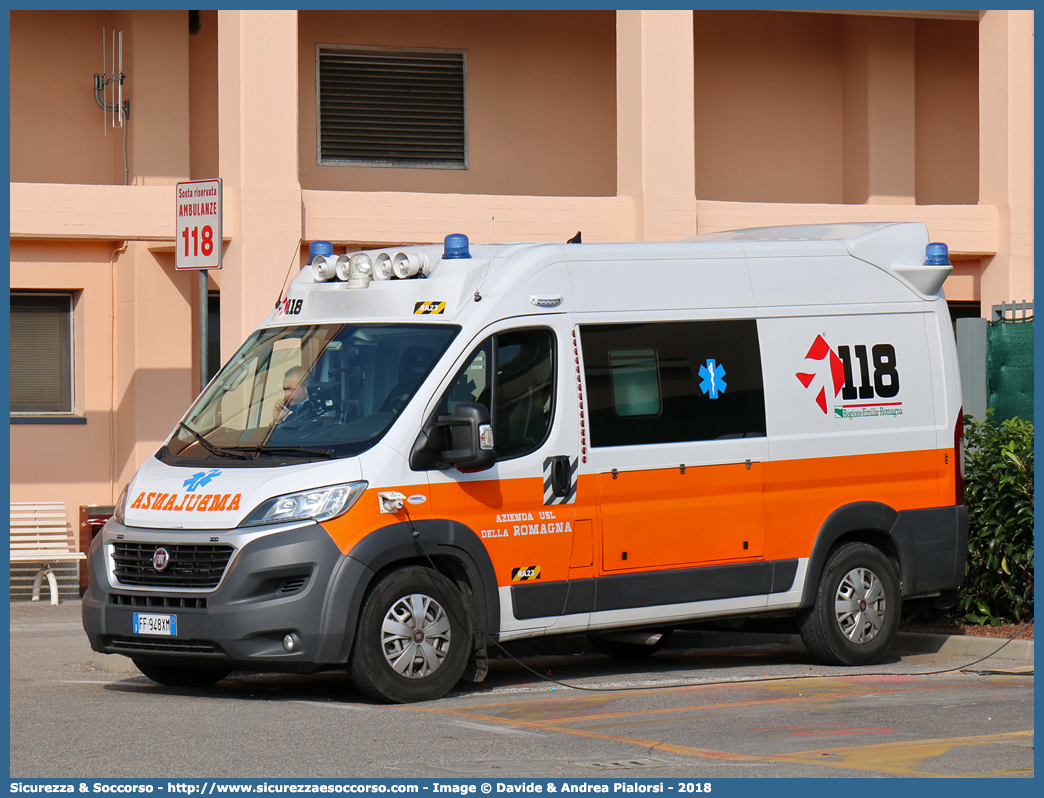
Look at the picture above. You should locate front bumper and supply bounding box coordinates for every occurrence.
[81,518,372,672]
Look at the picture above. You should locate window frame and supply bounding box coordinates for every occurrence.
[580,319,767,448]
[315,43,469,170]
[10,291,76,417]
[433,326,558,463]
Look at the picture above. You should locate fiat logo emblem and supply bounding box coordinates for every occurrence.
[152,547,170,572]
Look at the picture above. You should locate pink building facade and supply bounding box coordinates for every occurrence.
[8,10,1034,550]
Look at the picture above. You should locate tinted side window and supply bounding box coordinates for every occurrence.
[437,328,556,460]
[580,320,765,447]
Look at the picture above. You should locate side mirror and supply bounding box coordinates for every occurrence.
[438,401,496,471]
[410,402,495,472]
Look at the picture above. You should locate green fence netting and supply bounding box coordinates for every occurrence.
[987,317,1034,422]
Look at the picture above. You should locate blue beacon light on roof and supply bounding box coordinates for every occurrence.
[308,240,333,264]
[443,233,471,260]
[924,242,950,266]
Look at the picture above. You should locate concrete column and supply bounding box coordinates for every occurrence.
[122,11,191,186]
[842,16,916,205]
[113,243,195,488]
[217,10,302,359]
[617,10,697,241]
[978,9,1035,316]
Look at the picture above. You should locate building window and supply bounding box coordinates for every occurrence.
[580,320,766,447]
[317,45,467,169]
[10,292,74,414]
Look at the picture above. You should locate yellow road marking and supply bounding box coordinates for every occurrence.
[411,699,1034,776]
[767,730,1034,777]
[453,679,966,727]
[412,705,762,761]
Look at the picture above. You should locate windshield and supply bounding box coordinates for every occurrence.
[160,323,458,465]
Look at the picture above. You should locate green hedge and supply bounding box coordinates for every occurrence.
[958,412,1034,625]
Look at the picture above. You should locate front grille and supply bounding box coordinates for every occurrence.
[109,636,220,654]
[113,542,234,589]
[109,593,208,609]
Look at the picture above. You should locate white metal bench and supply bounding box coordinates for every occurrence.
[10,502,86,605]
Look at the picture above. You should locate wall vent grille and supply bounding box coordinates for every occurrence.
[318,46,467,168]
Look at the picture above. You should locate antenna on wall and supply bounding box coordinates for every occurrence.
[94,28,129,135]
[94,27,131,185]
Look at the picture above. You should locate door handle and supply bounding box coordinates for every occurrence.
[550,455,571,498]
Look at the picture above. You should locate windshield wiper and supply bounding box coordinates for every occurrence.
[223,445,336,460]
[176,422,251,460]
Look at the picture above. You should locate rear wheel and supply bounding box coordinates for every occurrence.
[588,629,673,659]
[799,542,900,666]
[349,566,470,703]
[133,659,231,688]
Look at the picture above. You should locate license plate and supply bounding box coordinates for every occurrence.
[132,613,177,636]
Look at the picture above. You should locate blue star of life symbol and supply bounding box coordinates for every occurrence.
[184,469,221,492]
[698,359,727,399]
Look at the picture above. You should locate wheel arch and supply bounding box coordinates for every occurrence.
[333,518,500,663]
[799,501,906,609]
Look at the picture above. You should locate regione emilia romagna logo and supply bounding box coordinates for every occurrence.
[796,335,845,414]
[796,335,902,416]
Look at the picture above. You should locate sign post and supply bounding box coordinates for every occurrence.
[176,179,222,393]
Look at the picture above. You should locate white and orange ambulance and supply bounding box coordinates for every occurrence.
[82,222,968,703]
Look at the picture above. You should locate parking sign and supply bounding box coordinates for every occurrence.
[176,179,222,270]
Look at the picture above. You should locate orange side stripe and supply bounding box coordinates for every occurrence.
[320,447,956,588]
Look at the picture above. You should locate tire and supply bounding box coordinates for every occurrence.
[133,659,231,688]
[349,566,470,703]
[799,542,901,666]
[588,629,673,659]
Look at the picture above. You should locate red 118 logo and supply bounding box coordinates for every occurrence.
[279,297,303,316]
[796,335,900,414]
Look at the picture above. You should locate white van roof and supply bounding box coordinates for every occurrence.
[271,222,950,329]
[687,222,950,294]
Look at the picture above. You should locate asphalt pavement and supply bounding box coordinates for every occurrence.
[8,599,1034,779]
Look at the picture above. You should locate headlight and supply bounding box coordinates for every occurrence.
[239,481,368,527]
[113,484,129,524]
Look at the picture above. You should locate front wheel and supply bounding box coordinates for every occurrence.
[349,566,470,703]
[133,659,231,688]
[799,542,900,666]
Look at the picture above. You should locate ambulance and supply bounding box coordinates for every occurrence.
[82,222,968,703]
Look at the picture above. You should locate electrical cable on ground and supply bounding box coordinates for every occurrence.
[402,505,1032,696]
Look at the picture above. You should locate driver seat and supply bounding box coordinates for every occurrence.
[379,347,434,413]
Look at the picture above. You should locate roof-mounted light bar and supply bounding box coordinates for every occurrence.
[307,238,457,288]
[344,253,373,289]
[393,251,429,278]
[374,252,393,280]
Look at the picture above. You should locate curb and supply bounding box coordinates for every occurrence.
[681,630,1034,664]
[892,631,1034,663]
